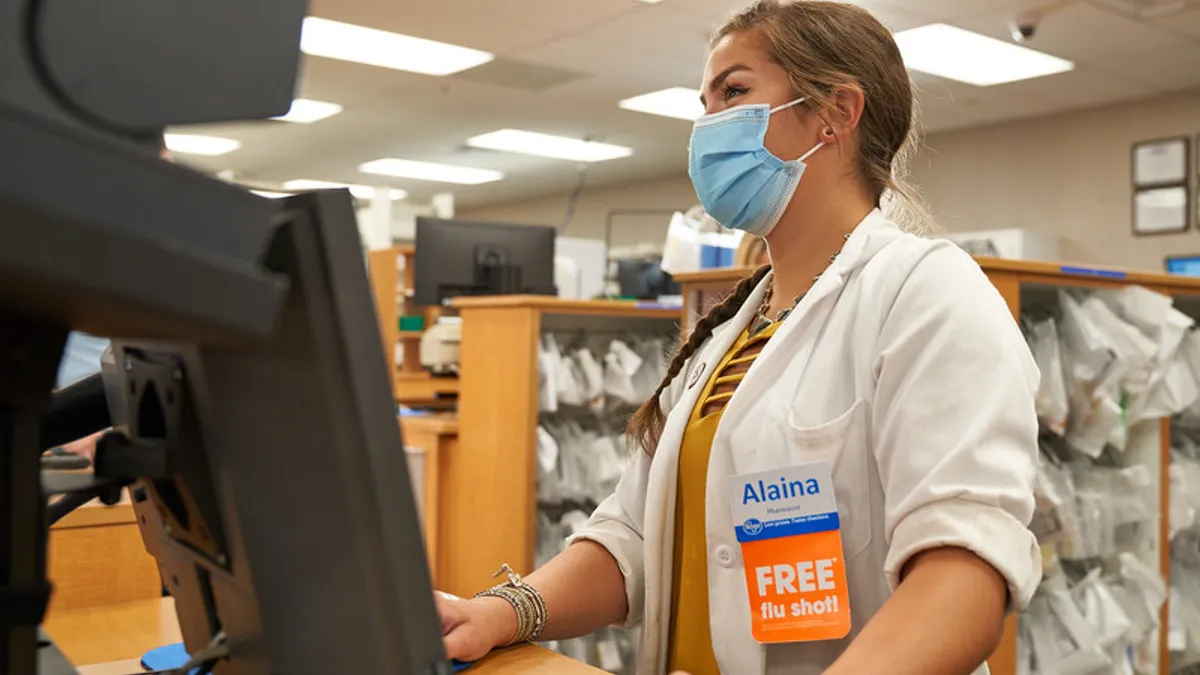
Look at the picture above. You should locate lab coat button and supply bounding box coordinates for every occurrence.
[715,544,737,567]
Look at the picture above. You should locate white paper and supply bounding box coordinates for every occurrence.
[1135,186,1187,234]
[1134,138,1187,186]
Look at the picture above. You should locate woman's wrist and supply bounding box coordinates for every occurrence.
[472,596,519,649]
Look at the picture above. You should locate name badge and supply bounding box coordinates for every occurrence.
[728,462,851,643]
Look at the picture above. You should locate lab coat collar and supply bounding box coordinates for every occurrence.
[831,208,898,277]
[753,208,898,326]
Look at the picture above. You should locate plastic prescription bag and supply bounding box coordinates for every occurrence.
[1030,318,1069,435]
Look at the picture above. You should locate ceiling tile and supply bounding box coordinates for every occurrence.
[1153,6,1200,39]
[992,68,1159,109]
[913,78,1061,130]
[517,33,700,85]
[1098,43,1200,91]
[458,0,645,36]
[897,0,1051,22]
[952,3,1192,63]
[582,5,718,62]
[307,0,560,54]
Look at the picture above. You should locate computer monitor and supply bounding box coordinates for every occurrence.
[616,259,681,300]
[413,217,556,306]
[2,187,446,674]
[1166,255,1200,277]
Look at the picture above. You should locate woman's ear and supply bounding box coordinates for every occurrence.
[822,85,866,142]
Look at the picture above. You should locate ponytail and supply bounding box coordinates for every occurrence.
[626,265,771,454]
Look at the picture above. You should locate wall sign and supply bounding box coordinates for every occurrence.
[1133,185,1189,235]
[1133,137,1188,187]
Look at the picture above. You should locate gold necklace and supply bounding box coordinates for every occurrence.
[750,232,851,336]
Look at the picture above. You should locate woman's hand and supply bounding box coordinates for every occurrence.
[436,592,517,662]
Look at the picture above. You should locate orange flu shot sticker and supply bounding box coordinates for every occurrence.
[728,463,851,643]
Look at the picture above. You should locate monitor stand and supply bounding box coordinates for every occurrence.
[474,246,523,296]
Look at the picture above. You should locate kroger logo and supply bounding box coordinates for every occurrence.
[743,518,763,535]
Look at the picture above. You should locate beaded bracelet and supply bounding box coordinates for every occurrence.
[474,564,548,645]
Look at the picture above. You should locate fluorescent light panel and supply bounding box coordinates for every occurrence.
[251,190,291,199]
[893,23,1074,86]
[163,133,241,156]
[282,179,407,200]
[301,17,494,76]
[359,158,504,185]
[467,130,632,163]
[618,87,704,121]
[272,98,343,123]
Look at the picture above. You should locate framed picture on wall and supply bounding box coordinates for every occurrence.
[1133,137,1189,187]
[1133,185,1189,235]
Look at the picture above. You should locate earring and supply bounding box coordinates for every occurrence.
[821,127,836,140]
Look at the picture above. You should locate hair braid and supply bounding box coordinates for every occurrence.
[627,264,771,454]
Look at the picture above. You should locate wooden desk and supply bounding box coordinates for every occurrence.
[400,413,459,585]
[47,492,162,617]
[45,597,182,669]
[49,597,601,674]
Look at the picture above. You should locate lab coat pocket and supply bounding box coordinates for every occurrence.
[783,399,872,561]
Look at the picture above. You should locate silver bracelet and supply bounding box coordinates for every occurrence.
[474,564,548,645]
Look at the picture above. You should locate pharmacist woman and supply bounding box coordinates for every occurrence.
[437,1,1042,673]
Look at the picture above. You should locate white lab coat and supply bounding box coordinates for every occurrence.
[572,210,1043,675]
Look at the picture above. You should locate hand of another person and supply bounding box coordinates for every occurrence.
[59,430,105,463]
[435,591,517,663]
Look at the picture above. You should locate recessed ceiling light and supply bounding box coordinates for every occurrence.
[163,133,241,156]
[301,17,494,76]
[359,159,504,185]
[893,23,1074,86]
[618,87,704,121]
[271,98,344,123]
[282,179,407,200]
[466,130,633,163]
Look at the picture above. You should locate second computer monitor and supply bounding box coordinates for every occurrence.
[413,217,556,306]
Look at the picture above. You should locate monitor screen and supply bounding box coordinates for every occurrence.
[413,217,556,306]
[1166,256,1200,277]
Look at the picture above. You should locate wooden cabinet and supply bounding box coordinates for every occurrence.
[441,296,678,597]
[400,413,459,586]
[366,246,458,405]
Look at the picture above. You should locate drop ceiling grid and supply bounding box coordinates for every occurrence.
[175,0,1200,209]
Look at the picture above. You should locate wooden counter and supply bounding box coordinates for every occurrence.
[400,413,459,585]
[48,597,602,674]
[47,492,162,617]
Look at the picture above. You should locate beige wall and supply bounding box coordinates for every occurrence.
[462,88,1200,271]
[915,88,1200,270]
[460,174,700,249]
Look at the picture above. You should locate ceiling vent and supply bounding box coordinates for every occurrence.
[1089,0,1200,19]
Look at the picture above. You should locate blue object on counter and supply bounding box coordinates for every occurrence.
[145,642,472,673]
[700,244,737,269]
[1166,255,1200,277]
[1059,265,1127,280]
[142,643,195,673]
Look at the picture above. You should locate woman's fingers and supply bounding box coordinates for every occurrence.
[434,591,465,634]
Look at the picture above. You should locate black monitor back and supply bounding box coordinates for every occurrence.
[102,191,446,675]
[413,217,556,306]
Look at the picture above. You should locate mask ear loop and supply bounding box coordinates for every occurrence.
[799,141,825,162]
[769,96,807,114]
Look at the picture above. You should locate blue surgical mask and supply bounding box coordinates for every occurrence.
[688,97,824,237]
